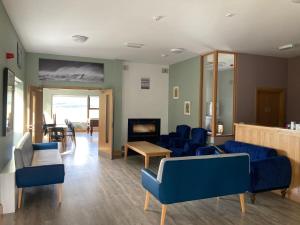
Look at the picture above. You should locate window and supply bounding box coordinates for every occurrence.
[88,95,99,119]
[52,95,88,123]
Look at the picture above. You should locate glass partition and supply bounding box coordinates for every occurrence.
[201,51,236,136]
[216,53,235,135]
[202,53,214,133]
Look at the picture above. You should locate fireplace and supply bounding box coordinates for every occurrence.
[128,118,161,143]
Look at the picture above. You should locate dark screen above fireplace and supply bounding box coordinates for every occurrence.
[128,118,161,143]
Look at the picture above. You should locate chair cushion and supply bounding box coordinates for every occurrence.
[15,132,34,167]
[223,140,277,161]
[31,149,62,166]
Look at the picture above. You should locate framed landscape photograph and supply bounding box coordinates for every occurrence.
[173,86,179,99]
[184,101,191,116]
[2,68,15,136]
[38,58,104,83]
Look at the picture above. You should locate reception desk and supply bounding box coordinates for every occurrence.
[235,123,300,203]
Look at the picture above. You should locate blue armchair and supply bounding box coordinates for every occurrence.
[158,125,191,149]
[196,140,292,203]
[141,154,250,225]
[14,132,65,208]
[170,128,207,157]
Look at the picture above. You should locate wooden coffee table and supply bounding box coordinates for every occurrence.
[124,141,171,168]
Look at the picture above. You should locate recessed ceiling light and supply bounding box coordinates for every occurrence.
[124,42,144,48]
[153,16,165,21]
[161,54,168,57]
[278,43,294,51]
[225,12,235,17]
[292,0,300,3]
[170,48,185,54]
[72,35,89,43]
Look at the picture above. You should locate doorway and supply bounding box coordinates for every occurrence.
[27,86,114,157]
[256,88,285,127]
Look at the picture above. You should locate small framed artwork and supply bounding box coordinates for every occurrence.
[173,86,179,99]
[141,78,150,89]
[184,101,191,116]
[17,42,22,69]
[2,68,15,136]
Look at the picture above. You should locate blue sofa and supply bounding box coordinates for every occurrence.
[196,140,292,203]
[170,128,207,157]
[14,132,65,208]
[141,153,250,225]
[158,125,191,149]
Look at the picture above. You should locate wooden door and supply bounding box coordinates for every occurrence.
[256,88,285,127]
[99,89,114,159]
[28,86,43,143]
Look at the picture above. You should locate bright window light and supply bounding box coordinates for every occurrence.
[52,95,88,123]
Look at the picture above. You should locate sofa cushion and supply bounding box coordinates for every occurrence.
[224,140,277,161]
[31,149,62,166]
[15,132,34,167]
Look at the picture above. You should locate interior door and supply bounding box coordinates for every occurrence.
[99,89,114,159]
[256,88,285,127]
[28,86,43,143]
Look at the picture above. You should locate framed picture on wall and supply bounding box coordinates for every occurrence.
[184,101,191,116]
[17,42,23,69]
[173,86,179,99]
[2,68,15,136]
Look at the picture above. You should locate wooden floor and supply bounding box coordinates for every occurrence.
[3,133,300,225]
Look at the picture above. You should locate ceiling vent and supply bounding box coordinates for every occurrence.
[72,35,89,43]
[125,42,144,48]
[278,44,294,51]
[170,48,185,54]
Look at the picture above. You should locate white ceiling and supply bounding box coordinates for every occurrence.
[3,0,300,64]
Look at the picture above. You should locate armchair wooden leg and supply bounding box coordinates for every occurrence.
[239,194,246,213]
[160,205,167,225]
[144,191,150,211]
[281,189,288,199]
[57,184,62,204]
[250,193,256,204]
[18,188,23,209]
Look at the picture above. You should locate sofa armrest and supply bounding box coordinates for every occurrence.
[195,146,218,156]
[32,142,58,150]
[250,156,291,193]
[15,164,65,188]
[141,169,160,199]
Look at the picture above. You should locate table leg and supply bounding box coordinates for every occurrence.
[90,126,93,136]
[145,156,150,169]
[124,144,128,160]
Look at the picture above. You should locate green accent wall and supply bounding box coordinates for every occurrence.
[0,1,26,170]
[168,56,201,132]
[25,53,123,151]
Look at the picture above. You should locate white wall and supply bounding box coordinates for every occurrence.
[122,62,169,146]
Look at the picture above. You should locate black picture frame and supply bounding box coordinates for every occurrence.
[2,68,15,136]
[17,42,22,69]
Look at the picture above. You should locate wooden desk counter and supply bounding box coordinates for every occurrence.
[235,123,300,203]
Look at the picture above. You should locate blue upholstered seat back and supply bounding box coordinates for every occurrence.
[190,128,207,145]
[157,154,250,204]
[14,132,34,168]
[176,125,191,139]
[223,140,277,161]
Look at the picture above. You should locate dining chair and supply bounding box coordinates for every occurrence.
[48,127,66,150]
[65,120,76,147]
